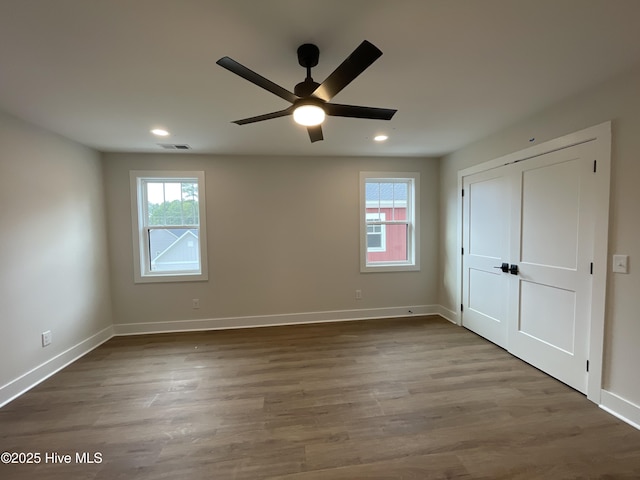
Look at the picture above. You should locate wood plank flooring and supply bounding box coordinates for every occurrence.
[1,316,640,479]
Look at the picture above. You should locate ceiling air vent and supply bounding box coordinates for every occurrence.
[158,143,191,150]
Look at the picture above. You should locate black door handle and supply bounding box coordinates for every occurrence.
[510,264,519,275]
[493,262,509,273]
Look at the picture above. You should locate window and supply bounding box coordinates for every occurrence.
[366,212,386,252]
[130,171,208,283]
[360,172,420,272]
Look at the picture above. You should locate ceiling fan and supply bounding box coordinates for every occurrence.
[216,40,397,143]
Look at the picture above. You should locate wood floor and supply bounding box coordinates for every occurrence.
[1,316,640,479]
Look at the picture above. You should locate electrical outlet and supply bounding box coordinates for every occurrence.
[355,290,362,300]
[42,330,52,347]
[192,298,200,309]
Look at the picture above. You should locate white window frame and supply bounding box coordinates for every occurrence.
[130,170,208,283]
[360,172,420,272]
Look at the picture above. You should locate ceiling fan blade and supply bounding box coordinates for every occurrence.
[325,103,397,120]
[232,107,293,125]
[312,40,383,102]
[217,56,299,104]
[307,125,323,143]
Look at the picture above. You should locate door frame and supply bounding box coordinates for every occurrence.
[455,122,611,404]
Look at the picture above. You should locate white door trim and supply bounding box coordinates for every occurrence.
[455,122,611,403]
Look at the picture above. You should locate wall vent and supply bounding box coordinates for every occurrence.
[158,143,191,150]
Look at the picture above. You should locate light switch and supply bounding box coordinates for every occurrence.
[612,255,629,274]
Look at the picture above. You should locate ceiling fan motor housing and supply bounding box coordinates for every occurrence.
[297,43,319,68]
[294,79,320,97]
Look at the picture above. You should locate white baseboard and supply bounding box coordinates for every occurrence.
[113,305,443,336]
[600,389,640,431]
[0,325,114,408]
[436,305,458,325]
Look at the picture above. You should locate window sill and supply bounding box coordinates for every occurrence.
[134,272,208,284]
[360,264,420,273]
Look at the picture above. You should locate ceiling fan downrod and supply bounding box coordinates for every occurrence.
[295,44,321,97]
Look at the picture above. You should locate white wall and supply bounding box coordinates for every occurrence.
[103,153,439,331]
[0,110,113,405]
[439,63,640,414]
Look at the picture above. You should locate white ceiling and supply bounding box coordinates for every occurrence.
[1,0,640,157]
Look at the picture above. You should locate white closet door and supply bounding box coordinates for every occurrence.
[462,141,596,393]
[507,143,594,393]
[461,169,510,348]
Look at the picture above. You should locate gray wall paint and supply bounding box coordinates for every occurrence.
[103,153,439,325]
[0,111,112,391]
[439,63,640,407]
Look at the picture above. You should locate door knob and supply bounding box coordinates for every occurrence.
[493,262,509,273]
[510,264,519,275]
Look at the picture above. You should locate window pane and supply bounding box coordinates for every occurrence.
[393,182,407,201]
[393,182,408,220]
[366,180,409,221]
[164,183,182,201]
[378,182,394,203]
[149,228,200,272]
[365,182,381,204]
[147,182,165,203]
[182,182,199,224]
[147,181,199,226]
[367,224,407,263]
[367,231,382,249]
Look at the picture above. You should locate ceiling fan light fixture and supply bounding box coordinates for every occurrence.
[293,104,325,126]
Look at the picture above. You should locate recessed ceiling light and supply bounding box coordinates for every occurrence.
[151,128,170,137]
[374,135,388,142]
